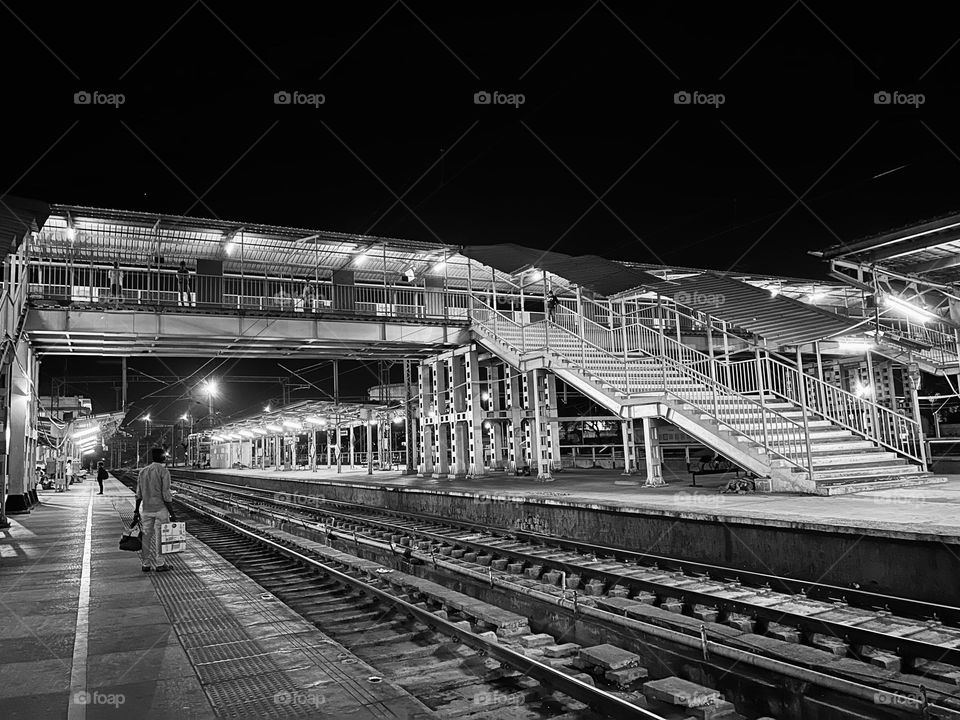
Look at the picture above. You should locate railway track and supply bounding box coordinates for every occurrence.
[168,473,960,716]
[118,471,686,719]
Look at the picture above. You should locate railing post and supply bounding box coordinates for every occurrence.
[491,266,498,337]
[519,280,526,352]
[796,346,815,481]
[754,348,770,453]
[657,296,667,390]
[543,272,551,351]
[706,315,718,416]
[621,300,629,395]
[576,286,585,367]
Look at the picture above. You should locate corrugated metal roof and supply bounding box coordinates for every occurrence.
[641,272,859,346]
[460,244,661,296]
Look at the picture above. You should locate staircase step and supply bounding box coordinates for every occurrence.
[811,463,926,480]
[814,474,947,495]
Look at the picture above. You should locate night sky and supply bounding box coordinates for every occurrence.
[6,2,960,422]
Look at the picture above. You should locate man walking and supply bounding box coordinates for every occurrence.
[133,448,177,572]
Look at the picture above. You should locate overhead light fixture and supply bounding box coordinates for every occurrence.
[837,338,874,353]
[807,291,827,304]
[403,267,416,282]
[368,418,378,426]
[252,428,267,435]
[264,405,271,412]
[305,416,327,426]
[530,269,543,281]
[884,294,938,324]
[228,433,242,440]
[239,430,254,438]
[211,434,226,441]
[481,391,490,401]
[66,227,76,241]
[266,423,282,432]
[432,260,446,273]
[392,416,404,424]
[282,419,302,430]
[483,421,492,428]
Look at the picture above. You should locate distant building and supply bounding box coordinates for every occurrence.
[39,395,92,422]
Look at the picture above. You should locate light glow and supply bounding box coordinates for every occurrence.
[305,416,327,426]
[202,379,219,397]
[281,419,302,430]
[71,425,100,440]
[239,430,254,438]
[884,295,938,324]
[252,428,267,435]
[266,424,283,433]
[66,227,76,241]
[854,381,874,398]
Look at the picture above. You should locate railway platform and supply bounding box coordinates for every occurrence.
[182,466,960,607]
[0,475,433,720]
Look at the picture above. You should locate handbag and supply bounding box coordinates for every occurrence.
[119,521,143,552]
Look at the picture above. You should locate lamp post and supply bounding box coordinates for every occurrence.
[201,380,218,429]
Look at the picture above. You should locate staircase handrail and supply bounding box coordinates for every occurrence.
[515,308,811,473]
[626,311,925,465]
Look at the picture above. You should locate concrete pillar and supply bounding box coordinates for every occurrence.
[434,423,450,478]
[326,429,333,466]
[491,421,506,469]
[366,417,374,475]
[506,368,526,472]
[419,423,435,476]
[545,373,561,473]
[348,426,355,468]
[4,340,34,514]
[274,435,281,470]
[308,430,316,472]
[453,422,468,477]
[465,348,486,477]
[527,369,554,481]
[642,417,666,487]
[621,419,637,475]
[404,359,417,474]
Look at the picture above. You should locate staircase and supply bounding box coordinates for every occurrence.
[471,300,943,495]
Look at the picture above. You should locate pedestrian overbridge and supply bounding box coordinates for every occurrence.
[0,200,950,507]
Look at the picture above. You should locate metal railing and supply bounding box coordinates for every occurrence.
[471,297,815,474]
[25,261,470,323]
[472,288,929,474]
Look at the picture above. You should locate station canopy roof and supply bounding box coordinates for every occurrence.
[38,204,518,290]
[814,211,960,287]
[210,399,403,440]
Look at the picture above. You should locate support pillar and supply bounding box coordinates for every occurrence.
[527,369,555,481]
[465,347,486,477]
[404,359,417,474]
[5,341,35,514]
[506,368,526,472]
[621,419,637,475]
[326,429,333,467]
[419,423,436,477]
[366,416,374,476]
[274,436,281,471]
[349,426,355,468]
[434,423,450,479]
[641,417,666,487]
[308,430,316,472]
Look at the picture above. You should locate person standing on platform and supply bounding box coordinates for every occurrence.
[133,448,177,572]
[55,453,66,492]
[64,457,74,487]
[301,279,315,313]
[96,460,107,495]
[108,261,124,306]
[176,260,192,306]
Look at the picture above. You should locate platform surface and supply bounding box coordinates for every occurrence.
[0,476,433,719]
[189,465,960,542]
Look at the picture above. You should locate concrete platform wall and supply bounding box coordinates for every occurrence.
[188,471,960,606]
